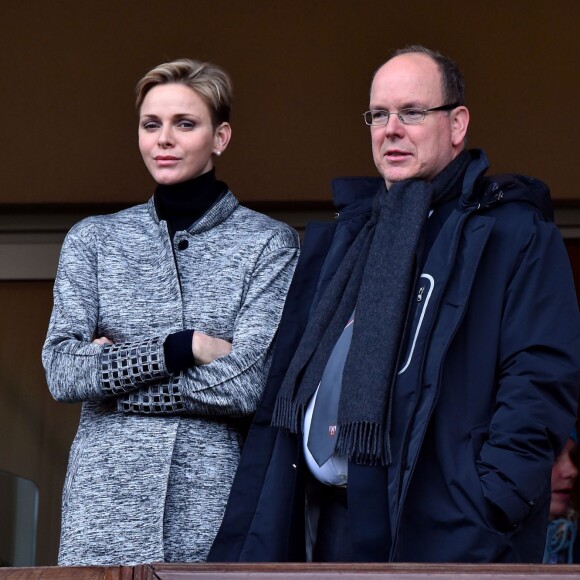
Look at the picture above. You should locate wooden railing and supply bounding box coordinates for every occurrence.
[3,563,580,579]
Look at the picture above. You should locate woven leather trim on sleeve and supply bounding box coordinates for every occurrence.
[118,380,186,414]
[101,337,166,396]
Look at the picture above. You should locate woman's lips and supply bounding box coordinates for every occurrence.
[154,156,180,166]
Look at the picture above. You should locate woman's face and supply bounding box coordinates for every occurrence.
[550,438,578,518]
[138,83,231,185]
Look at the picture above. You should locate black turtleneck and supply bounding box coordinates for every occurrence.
[157,169,229,373]
[154,168,227,239]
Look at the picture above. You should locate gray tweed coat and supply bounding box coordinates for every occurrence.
[42,192,299,565]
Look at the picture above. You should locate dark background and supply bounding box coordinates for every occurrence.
[2,1,580,205]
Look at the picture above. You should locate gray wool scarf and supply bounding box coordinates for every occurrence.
[272,153,470,465]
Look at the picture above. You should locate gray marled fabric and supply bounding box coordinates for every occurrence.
[42,192,299,565]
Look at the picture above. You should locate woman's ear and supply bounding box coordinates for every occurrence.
[213,122,232,156]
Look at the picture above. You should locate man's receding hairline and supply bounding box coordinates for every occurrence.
[370,52,445,100]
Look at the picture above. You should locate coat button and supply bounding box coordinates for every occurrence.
[177,239,189,251]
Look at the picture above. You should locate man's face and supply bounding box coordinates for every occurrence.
[369,53,468,189]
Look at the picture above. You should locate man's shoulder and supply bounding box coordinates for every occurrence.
[460,172,554,224]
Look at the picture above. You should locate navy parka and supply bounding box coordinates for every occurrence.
[209,150,580,563]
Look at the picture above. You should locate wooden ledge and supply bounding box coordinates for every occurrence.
[3,563,580,579]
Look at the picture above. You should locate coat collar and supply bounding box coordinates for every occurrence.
[148,190,239,234]
[459,149,553,221]
[331,149,553,224]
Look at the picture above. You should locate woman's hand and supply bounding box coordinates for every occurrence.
[93,337,113,345]
[192,331,232,365]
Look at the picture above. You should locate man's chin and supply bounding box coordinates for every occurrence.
[384,174,417,190]
[381,165,422,188]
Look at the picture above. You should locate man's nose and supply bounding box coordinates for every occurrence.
[384,113,405,137]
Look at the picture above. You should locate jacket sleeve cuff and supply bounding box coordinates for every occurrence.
[164,329,195,374]
[100,336,167,395]
[117,377,186,414]
[478,467,534,528]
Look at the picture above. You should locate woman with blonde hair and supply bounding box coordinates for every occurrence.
[43,58,299,565]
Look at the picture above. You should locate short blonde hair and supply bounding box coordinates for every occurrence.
[136,58,232,127]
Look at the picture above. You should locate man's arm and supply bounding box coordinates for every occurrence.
[476,217,580,527]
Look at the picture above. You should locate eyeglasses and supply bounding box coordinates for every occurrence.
[363,103,460,126]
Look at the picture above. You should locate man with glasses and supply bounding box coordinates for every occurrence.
[210,45,580,563]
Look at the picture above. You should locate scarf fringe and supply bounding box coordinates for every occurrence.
[335,421,392,466]
[272,398,393,466]
[271,395,305,434]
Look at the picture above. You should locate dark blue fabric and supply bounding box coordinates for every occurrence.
[347,462,391,561]
[208,184,375,562]
[309,483,352,562]
[392,156,580,561]
[208,150,580,563]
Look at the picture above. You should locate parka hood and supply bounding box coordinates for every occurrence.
[331,149,553,223]
[459,149,554,222]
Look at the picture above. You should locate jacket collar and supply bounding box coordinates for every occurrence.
[148,190,239,234]
[332,149,554,224]
[330,176,382,220]
[458,149,553,221]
